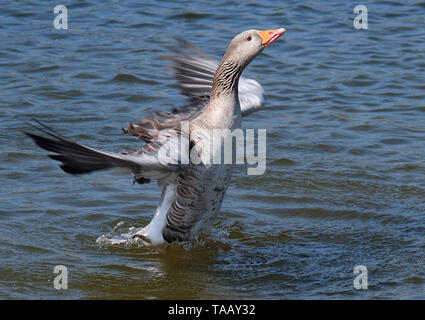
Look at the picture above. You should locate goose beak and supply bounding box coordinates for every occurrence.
[258,28,286,47]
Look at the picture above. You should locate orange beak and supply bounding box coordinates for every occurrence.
[257,28,286,47]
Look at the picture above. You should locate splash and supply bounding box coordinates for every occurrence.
[95,220,232,252]
[96,221,152,248]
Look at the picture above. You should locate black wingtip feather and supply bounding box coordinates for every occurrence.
[25,121,130,175]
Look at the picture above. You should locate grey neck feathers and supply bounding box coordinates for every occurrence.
[210,56,243,99]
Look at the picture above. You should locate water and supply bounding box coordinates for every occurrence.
[1,0,424,299]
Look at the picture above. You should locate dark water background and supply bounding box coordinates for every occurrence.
[0,0,424,299]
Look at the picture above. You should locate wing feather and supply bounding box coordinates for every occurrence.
[25,122,181,183]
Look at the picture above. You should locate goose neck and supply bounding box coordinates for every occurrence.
[210,56,243,100]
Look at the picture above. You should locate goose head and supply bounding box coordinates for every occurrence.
[223,28,286,67]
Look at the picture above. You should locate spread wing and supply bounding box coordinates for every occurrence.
[25,121,188,185]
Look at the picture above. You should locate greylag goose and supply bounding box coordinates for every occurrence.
[26,28,286,245]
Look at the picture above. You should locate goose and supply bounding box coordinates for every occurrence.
[26,28,286,245]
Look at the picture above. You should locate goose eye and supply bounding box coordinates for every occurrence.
[247,35,252,41]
